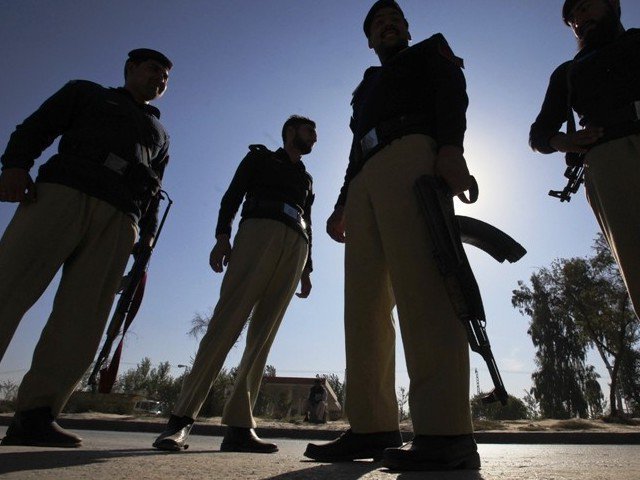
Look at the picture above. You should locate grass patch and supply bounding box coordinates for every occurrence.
[602,415,640,425]
[473,419,507,431]
[549,419,596,430]
[517,423,547,431]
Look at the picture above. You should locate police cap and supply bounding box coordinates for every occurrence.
[562,0,621,25]
[363,0,406,37]
[127,48,173,70]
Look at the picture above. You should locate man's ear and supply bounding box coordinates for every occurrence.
[609,0,621,17]
[285,125,294,143]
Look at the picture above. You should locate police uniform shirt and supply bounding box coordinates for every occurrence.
[215,145,314,271]
[0,80,169,233]
[336,34,468,207]
[530,28,640,154]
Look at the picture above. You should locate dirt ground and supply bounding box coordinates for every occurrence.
[58,412,640,434]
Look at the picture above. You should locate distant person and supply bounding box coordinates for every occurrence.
[153,115,316,454]
[304,0,479,471]
[530,0,640,316]
[304,378,328,423]
[0,48,172,447]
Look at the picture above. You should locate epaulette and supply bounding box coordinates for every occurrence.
[351,67,379,104]
[248,144,270,153]
[144,104,162,119]
[430,33,464,69]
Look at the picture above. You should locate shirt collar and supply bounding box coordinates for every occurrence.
[114,87,162,119]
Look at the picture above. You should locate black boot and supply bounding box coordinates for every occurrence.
[220,426,278,453]
[304,429,402,461]
[0,407,82,448]
[152,414,194,451]
[382,434,481,471]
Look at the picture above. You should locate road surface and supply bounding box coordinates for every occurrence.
[1,427,639,479]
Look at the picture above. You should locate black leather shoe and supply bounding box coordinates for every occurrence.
[304,429,402,462]
[382,434,481,471]
[220,427,278,453]
[0,407,82,448]
[152,415,194,451]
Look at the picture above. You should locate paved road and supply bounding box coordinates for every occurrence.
[1,427,639,479]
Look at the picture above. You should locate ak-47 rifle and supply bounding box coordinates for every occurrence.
[548,153,585,203]
[88,190,173,393]
[415,175,527,405]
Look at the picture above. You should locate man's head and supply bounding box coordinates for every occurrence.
[363,1,410,58]
[282,115,317,155]
[562,0,623,49]
[124,48,172,103]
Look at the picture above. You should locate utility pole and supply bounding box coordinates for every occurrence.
[475,368,480,395]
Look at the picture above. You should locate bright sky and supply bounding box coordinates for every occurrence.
[2,0,640,404]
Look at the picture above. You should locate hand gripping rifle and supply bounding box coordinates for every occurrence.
[88,190,173,393]
[415,175,527,405]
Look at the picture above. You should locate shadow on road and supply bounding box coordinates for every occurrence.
[0,448,212,475]
[263,461,487,479]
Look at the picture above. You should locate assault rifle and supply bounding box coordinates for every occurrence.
[548,153,585,202]
[88,190,173,393]
[415,175,527,405]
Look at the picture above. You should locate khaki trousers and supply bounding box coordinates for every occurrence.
[585,133,640,316]
[0,183,136,415]
[173,218,308,428]
[343,134,472,436]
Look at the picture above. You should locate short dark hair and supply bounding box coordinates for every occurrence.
[282,115,316,143]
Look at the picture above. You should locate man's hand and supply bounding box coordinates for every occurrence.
[549,127,604,154]
[326,205,346,243]
[209,234,232,273]
[0,168,36,203]
[435,145,472,196]
[296,269,312,298]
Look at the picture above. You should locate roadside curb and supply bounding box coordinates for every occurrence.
[2,415,639,444]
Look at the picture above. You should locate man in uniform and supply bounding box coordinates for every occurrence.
[0,48,172,447]
[304,0,480,472]
[152,115,316,453]
[530,0,640,316]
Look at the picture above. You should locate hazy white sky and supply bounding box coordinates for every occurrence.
[2,0,639,402]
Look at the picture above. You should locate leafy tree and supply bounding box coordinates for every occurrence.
[397,386,410,421]
[0,379,18,402]
[471,393,528,420]
[321,373,345,406]
[113,357,182,411]
[522,389,540,420]
[513,268,589,418]
[512,234,640,418]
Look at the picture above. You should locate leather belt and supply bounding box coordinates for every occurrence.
[243,198,307,230]
[359,114,429,159]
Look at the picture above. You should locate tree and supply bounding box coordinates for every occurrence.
[471,393,528,420]
[512,234,640,418]
[113,357,182,411]
[512,267,589,418]
[321,373,344,406]
[522,389,540,420]
[397,387,410,421]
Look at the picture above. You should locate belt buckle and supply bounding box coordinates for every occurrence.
[360,128,379,156]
